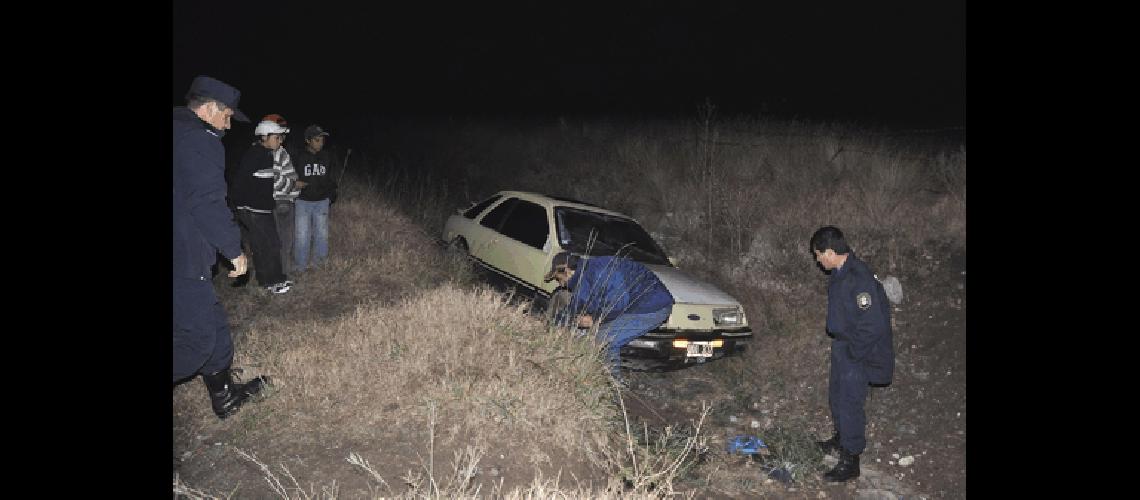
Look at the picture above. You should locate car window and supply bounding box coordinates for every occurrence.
[463,194,502,219]
[479,197,517,231]
[554,207,671,266]
[498,200,549,250]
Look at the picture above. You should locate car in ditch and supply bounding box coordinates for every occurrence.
[441,190,753,370]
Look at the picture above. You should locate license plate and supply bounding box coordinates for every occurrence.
[686,342,713,357]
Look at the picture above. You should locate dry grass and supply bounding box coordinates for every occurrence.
[174,177,716,498]
[175,112,964,497]
[238,283,616,456]
[375,114,965,281]
[349,112,965,494]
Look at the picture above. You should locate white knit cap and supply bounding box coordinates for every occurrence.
[254,120,290,136]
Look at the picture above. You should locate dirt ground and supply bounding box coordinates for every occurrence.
[622,248,967,498]
[174,248,965,498]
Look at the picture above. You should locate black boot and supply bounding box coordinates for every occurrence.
[816,432,841,454]
[822,447,860,482]
[201,368,268,419]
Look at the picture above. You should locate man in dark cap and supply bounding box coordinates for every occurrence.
[173,75,270,419]
[293,124,339,272]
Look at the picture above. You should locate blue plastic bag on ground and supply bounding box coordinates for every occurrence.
[726,435,767,455]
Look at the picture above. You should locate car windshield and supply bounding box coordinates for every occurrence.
[554,207,671,266]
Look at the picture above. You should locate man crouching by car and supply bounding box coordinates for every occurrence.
[545,251,674,383]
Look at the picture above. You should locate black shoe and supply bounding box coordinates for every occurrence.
[201,368,269,419]
[816,432,841,454]
[822,448,860,482]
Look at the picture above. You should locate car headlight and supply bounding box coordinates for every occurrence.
[713,307,744,326]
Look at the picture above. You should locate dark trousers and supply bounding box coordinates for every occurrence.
[235,208,287,286]
[828,340,869,454]
[274,200,295,275]
[173,278,234,383]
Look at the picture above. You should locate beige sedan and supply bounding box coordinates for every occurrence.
[442,190,753,369]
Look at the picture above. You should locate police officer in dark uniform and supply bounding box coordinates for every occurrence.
[809,226,895,482]
[174,75,269,419]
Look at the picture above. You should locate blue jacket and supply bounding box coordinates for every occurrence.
[566,255,674,323]
[173,107,242,280]
[826,253,895,384]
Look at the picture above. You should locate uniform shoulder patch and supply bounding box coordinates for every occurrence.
[856,291,872,310]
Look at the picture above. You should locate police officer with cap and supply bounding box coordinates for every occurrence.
[810,226,895,482]
[173,75,270,419]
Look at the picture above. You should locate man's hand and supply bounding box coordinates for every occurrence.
[296,180,308,188]
[228,253,248,277]
[577,314,594,328]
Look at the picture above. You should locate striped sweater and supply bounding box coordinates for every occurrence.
[272,147,301,202]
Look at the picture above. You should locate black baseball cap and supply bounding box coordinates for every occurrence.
[304,124,331,140]
[185,75,250,122]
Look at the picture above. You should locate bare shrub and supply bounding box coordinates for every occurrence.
[933,146,966,204]
[173,474,234,499]
[233,447,340,499]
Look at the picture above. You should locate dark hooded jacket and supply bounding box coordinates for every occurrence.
[293,147,338,202]
[228,143,278,213]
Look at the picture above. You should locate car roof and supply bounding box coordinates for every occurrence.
[493,190,632,219]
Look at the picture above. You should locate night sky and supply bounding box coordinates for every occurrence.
[173,1,965,129]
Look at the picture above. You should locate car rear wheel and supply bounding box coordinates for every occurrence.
[446,237,479,278]
[447,237,469,255]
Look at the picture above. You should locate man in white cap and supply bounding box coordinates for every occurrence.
[228,118,296,294]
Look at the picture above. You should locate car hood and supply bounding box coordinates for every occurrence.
[644,264,741,306]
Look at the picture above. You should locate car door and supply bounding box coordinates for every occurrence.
[467,196,517,271]
[444,194,503,247]
[481,198,553,295]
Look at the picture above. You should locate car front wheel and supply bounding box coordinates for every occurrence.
[446,237,479,278]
